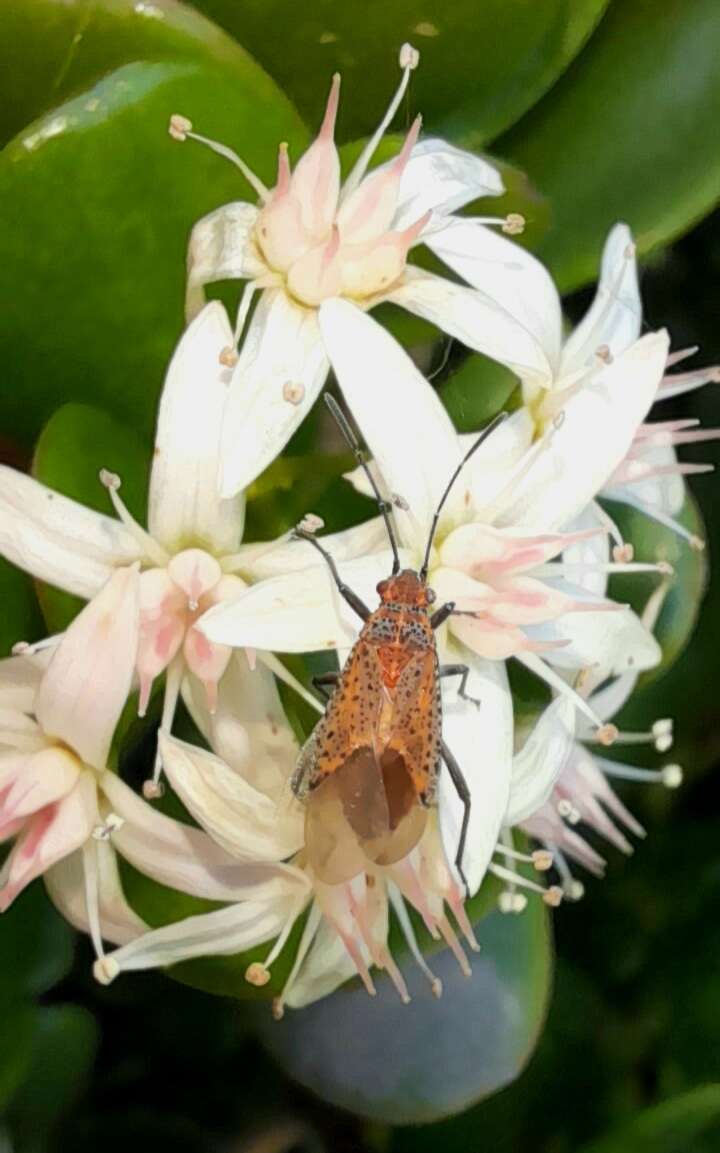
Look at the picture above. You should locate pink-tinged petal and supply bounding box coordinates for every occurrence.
[289,74,341,239]
[521,801,607,877]
[0,746,80,825]
[448,612,539,661]
[200,552,394,654]
[438,641,513,895]
[0,467,142,599]
[318,298,462,549]
[45,841,147,946]
[136,569,186,715]
[182,627,232,714]
[230,517,388,582]
[488,575,617,627]
[101,771,306,904]
[506,699,576,826]
[185,202,265,319]
[561,224,641,378]
[283,908,357,1010]
[0,771,98,911]
[560,505,611,599]
[182,651,298,802]
[338,211,431,300]
[337,117,421,245]
[390,138,504,229]
[220,290,329,497]
[35,566,140,769]
[425,218,563,370]
[167,549,222,603]
[383,267,554,388]
[158,731,304,862]
[149,302,244,556]
[439,522,601,577]
[498,330,670,530]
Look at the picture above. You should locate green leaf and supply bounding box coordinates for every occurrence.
[0,558,44,656]
[499,0,720,290]
[255,902,552,1124]
[0,47,306,445]
[32,403,150,632]
[194,0,608,144]
[0,1004,34,1113]
[579,1086,720,1153]
[6,1005,99,1152]
[0,881,75,1005]
[440,354,521,433]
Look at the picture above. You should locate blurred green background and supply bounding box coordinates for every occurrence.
[1,1,719,1150]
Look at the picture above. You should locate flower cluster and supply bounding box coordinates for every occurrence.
[0,46,715,1012]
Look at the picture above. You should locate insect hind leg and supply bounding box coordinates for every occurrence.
[292,526,370,621]
[312,670,340,701]
[439,663,481,708]
[440,739,472,896]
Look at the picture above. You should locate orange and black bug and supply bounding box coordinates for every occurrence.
[291,395,507,893]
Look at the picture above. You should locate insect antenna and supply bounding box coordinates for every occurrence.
[419,411,509,581]
[324,393,402,574]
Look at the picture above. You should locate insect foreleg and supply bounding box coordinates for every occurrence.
[440,739,471,896]
[312,670,340,701]
[430,601,455,629]
[293,527,371,621]
[439,663,481,708]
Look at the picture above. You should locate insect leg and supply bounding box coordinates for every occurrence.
[312,671,340,702]
[440,739,471,895]
[439,663,481,708]
[293,527,371,621]
[430,601,455,629]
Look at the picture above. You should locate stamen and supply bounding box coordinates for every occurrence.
[99,469,168,566]
[91,812,124,842]
[490,862,563,907]
[605,490,705,549]
[495,844,553,871]
[388,885,442,997]
[532,560,672,578]
[11,634,61,656]
[142,661,183,796]
[340,43,420,202]
[596,758,683,788]
[557,798,582,825]
[553,850,585,901]
[517,651,615,738]
[586,718,673,753]
[502,213,525,236]
[657,359,720,400]
[446,886,481,953]
[82,840,105,961]
[498,890,528,914]
[271,902,322,1020]
[168,116,269,202]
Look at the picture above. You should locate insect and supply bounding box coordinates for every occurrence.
[291,394,507,894]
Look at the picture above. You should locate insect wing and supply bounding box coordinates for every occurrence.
[384,649,442,806]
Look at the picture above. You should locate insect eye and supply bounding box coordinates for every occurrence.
[376,579,388,596]
[426,588,436,605]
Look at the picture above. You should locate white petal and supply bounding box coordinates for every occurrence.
[318,299,462,549]
[158,731,304,861]
[220,289,329,497]
[527,593,662,677]
[183,651,298,801]
[604,442,685,516]
[505,699,575,826]
[35,566,140,769]
[45,841,147,946]
[561,505,610,598]
[561,223,641,378]
[97,898,297,978]
[284,913,356,1009]
[425,218,563,370]
[497,330,670,530]
[438,640,513,895]
[383,267,554,388]
[101,771,306,903]
[185,201,265,319]
[230,517,389,581]
[0,652,48,714]
[0,467,141,599]
[462,409,536,513]
[391,138,504,230]
[200,552,394,654]
[149,302,244,555]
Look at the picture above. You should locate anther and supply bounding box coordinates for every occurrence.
[392,492,410,511]
[552,410,566,430]
[596,723,618,747]
[690,535,706,552]
[532,850,553,872]
[543,886,564,908]
[168,113,192,142]
[613,543,634,563]
[596,344,613,364]
[219,346,239,368]
[563,878,585,901]
[93,956,120,985]
[297,513,325,535]
[502,212,525,236]
[662,763,683,788]
[399,42,420,70]
[99,468,121,491]
[245,962,271,987]
[283,380,305,405]
[142,779,165,800]
[557,799,581,825]
[271,997,285,1021]
[92,813,125,841]
[656,561,674,576]
[498,890,527,915]
[11,641,30,655]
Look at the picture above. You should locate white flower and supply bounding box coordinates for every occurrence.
[0,302,317,794]
[171,45,555,496]
[427,217,719,549]
[505,583,681,903]
[92,703,571,1012]
[0,567,303,968]
[198,304,668,906]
